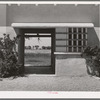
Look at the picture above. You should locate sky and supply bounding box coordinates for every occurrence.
[25,37,51,48]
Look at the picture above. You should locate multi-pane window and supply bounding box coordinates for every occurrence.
[56,27,87,52]
[66,28,87,52]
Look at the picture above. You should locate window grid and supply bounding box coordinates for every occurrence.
[66,27,87,52]
[56,27,87,52]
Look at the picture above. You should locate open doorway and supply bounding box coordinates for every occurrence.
[23,29,55,74]
[24,34,51,67]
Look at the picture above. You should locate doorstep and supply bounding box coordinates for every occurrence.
[25,74,56,77]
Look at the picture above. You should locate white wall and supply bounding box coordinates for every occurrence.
[7,4,99,27]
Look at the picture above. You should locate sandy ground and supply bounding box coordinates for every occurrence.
[0,58,100,91]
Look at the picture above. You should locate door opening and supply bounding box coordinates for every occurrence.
[23,28,55,74]
[24,34,51,67]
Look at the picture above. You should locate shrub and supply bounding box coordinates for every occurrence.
[0,34,22,78]
[82,46,99,57]
[82,46,100,77]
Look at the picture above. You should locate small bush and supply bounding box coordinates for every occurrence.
[0,34,22,78]
[82,46,100,77]
[82,46,99,57]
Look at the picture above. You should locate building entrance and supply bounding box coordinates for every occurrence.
[23,28,55,74]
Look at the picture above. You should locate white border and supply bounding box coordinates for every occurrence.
[0,1,100,99]
[1,91,100,98]
[0,1,100,4]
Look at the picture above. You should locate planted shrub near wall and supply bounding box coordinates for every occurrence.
[82,46,100,77]
[0,34,22,78]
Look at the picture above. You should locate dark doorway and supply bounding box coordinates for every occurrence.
[23,28,55,74]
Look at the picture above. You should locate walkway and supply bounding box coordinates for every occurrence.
[0,58,100,91]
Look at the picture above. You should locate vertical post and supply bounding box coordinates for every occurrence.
[72,28,73,52]
[17,29,25,73]
[76,28,78,52]
[66,28,68,52]
[81,28,83,52]
[52,29,55,74]
[86,28,87,46]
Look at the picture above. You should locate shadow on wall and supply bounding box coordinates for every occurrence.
[88,28,99,47]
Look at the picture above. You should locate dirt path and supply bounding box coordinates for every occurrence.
[0,58,100,91]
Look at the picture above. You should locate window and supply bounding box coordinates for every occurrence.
[66,28,87,52]
[56,27,87,52]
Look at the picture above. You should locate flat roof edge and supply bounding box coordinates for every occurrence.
[11,23,94,28]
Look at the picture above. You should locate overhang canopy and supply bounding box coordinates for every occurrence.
[11,23,94,28]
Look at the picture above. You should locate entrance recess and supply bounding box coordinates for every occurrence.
[24,29,55,74]
[12,23,94,74]
[22,28,55,74]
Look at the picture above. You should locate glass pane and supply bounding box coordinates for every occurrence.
[69,41,72,46]
[83,34,86,39]
[73,28,77,33]
[25,33,37,35]
[73,34,77,39]
[73,47,77,52]
[83,28,86,33]
[68,28,72,33]
[78,28,82,33]
[68,47,72,52]
[69,34,72,39]
[78,41,82,46]
[73,41,77,46]
[78,34,82,39]
[24,37,51,67]
[39,33,51,35]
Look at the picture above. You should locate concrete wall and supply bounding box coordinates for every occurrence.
[7,4,99,27]
[5,4,100,48]
[0,4,98,51]
[0,5,6,38]
[0,5,6,26]
[87,28,99,47]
